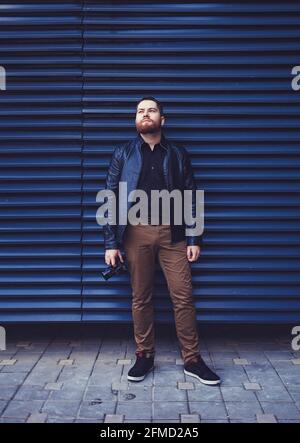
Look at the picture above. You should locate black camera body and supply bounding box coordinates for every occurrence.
[101,256,128,280]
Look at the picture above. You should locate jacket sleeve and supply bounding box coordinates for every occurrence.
[182,147,204,247]
[103,145,123,250]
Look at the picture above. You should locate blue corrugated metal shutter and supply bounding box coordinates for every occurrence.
[1,1,300,323]
[0,1,83,321]
[81,0,300,324]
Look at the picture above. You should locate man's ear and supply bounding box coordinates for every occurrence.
[161,116,165,126]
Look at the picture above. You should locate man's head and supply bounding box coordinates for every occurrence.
[135,96,165,135]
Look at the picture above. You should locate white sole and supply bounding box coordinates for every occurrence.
[127,365,154,382]
[184,369,221,386]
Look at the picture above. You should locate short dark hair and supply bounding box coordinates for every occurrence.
[136,96,164,116]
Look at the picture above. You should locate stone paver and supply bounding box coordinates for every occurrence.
[0,359,17,365]
[260,402,300,420]
[153,402,188,420]
[256,385,293,402]
[2,400,45,420]
[58,359,74,366]
[16,342,31,348]
[14,385,50,401]
[181,414,200,423]
[226,401,263,421]
[243,382,261,391]
[111,382,128,391]
[221,386,258,402]
[104,414,124,423]
[27,413,48,423]
[117,402,152,420]
[233,358,251,366]
[153,386,187,402]
[188,384,223,402]
[189,401,227,420]
[256,413,277,423]
[0,387,18,401]
[42,400,80,418]
[178,382,195,390]
[78,401,116,419]
[44,382,63,391]
[119,386,152,403]
[0,325,299,423]
[117,359,131,365]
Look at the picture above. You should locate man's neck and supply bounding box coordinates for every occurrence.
[139,132,162,150]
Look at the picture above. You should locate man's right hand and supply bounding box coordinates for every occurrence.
[105,249,124,267]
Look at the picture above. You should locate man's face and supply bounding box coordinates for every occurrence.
[135,100,165,134]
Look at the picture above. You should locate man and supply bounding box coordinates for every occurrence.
[104,96,220,386]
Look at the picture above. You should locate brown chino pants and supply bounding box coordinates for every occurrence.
[123,223,201,364]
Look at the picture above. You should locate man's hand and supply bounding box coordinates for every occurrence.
[187,245,200,262]
[105,249,124,267]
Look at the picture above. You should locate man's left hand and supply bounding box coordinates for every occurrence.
[187,245,201,262]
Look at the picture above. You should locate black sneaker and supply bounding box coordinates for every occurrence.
[184,355,221,386]
[127,351,155,382]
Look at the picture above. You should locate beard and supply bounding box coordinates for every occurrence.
[136,119,161,134]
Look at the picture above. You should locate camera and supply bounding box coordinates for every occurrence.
[101,255,128,280]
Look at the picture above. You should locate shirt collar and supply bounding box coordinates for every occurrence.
[137,132,168,151]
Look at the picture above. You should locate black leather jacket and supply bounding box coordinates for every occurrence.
[103,132,203,250]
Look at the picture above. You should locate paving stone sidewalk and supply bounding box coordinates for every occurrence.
[0,324,299,423]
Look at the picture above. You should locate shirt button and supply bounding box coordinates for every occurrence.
[151,166,154,169]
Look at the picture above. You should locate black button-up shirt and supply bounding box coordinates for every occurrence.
[137,137,167,224]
